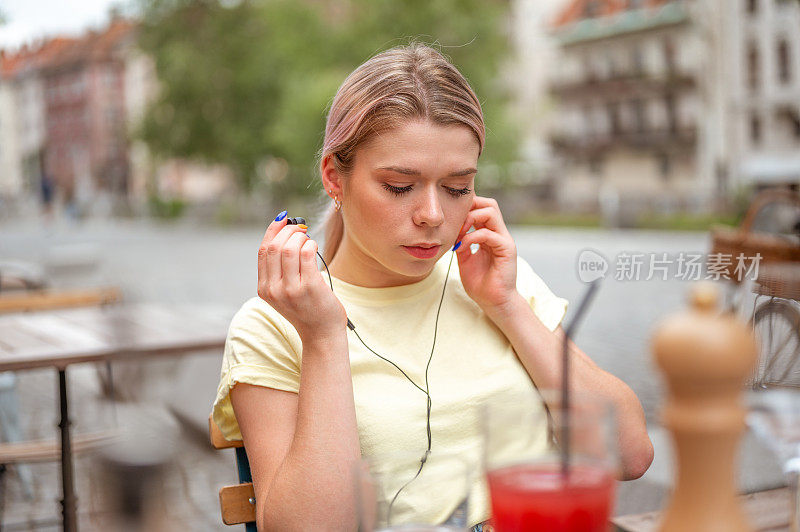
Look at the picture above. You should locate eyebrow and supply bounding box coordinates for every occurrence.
[377,166,477,177]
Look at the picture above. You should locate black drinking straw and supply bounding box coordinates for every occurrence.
[560,278,601,478]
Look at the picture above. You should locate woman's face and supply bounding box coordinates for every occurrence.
[327,119,480,287]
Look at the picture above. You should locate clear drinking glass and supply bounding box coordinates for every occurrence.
[747,388,800,532]
[355,450,472,531]
[481,389,618,532]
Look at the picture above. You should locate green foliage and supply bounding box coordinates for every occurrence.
[136,0,516,199]
[147,194,187,219]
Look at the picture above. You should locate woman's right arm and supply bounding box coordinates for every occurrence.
[230,331,360,531]
[230,215,361,531]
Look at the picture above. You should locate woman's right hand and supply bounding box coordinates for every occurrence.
[257,212,348,341]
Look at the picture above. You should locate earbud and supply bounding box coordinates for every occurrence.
[286,216,306,226]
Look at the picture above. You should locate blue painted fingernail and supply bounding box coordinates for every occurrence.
[453,241,462,251]
[275,210,287,222]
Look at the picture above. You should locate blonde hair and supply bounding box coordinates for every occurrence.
[320,43,485,263]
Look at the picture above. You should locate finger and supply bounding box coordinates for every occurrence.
[266,224,308,287]
[458,207,503,240]
[281,231,309,287]
[259,212,290,256]
[299,236,320,284]
[471,195,500,210]
[456,227,512,256]
[258,213,289,288]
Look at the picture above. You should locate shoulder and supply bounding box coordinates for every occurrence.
[515,255,570,332]
[226,296,302,361]
[229,296,293,338]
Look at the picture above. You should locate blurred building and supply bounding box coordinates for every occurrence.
[0,21,136,216]
[41,20,136,212]
[0,53,22,204]
[0,38,74,207]
[510,0,571,171]
[727,0,800,190]
[548,0,717,214]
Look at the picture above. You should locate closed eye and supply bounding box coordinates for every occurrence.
[382,184,472,198]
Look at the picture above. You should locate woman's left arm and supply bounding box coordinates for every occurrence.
[484,298,654,481]
[455,196,654,481]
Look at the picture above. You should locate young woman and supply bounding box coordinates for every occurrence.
[212,43,653,531]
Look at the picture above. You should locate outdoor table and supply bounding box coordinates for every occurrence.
[0,303,232,532]
[612,486,792,531]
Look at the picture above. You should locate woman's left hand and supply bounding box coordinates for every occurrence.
[455,196,518,313]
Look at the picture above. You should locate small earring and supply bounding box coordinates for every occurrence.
[334,196,342,211]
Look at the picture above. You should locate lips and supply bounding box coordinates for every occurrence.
[403,244,441,259]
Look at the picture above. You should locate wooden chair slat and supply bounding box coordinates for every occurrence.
[209,414,243,450]
[0,431,118,464]
[219,483,256,525]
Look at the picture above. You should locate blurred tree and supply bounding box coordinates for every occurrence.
[136,0,516,202]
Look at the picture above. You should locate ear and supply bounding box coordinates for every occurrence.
[320,154,344,199]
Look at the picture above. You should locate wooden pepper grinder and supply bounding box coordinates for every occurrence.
[652,282,758,532]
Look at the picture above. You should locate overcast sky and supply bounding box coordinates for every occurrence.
[0,0,124,50]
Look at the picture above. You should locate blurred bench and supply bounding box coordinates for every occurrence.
[0,286,122,314]
[0,285,122,508]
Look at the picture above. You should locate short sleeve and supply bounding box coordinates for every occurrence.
[211,296,303,441]
[516,256,569,332]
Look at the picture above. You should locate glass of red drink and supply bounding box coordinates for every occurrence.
[482,389,618,532]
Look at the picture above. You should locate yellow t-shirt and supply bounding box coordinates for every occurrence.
[211,251,568,527]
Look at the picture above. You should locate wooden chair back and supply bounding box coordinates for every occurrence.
[209,415,257,530]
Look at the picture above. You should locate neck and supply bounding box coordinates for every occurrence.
[328,236,431,288]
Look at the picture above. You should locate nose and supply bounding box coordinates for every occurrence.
[412,185,444,227]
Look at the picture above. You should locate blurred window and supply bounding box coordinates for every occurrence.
[632,48,644,76]
[747,43,760,92]
[585,0,601,18]
[632,99,647,133]
[629,0,644,9]
[777,39,791,84]
[663,38,676,74]
[583,104,594,135]
[589,156,603,176]
[750,113,762,146]
[659,153,671,180]
[606,53,617,78]
[746,0,757,15]
[665,94,677,134]
[584,55,597,82]
[607,103,621,135]
[777,108,800,140]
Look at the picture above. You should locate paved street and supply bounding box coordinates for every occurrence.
[0,217,786,528]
